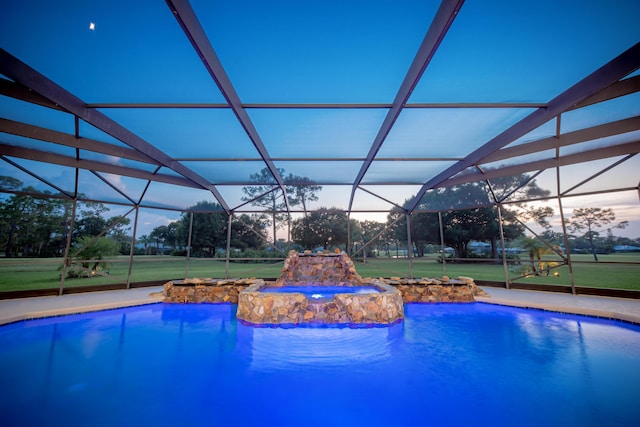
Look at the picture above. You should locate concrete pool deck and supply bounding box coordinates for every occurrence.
[0,287,165,326]
[476,287,640,324]
[0,285,639,326]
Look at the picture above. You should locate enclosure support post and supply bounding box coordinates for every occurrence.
[125,206,140,289]
[557,171,576,295]
[438,212,446,276]
[347,211,352,256]
[496,205,511,289]
[406,212,414,279]
[555,115,576,295]
[59,197,78,296]
[185,212,194,278]
[225,212,233,279]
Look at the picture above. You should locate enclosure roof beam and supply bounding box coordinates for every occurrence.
[1,155,74,197]
[437,140,640,188]
[0,48,231,213]
[481,115,640,164]
[408,42,640,213]
[0,78,65,111]
[0,143,201,189]
[0,118,466,166]
[357,186,406,211]
[0,119,159,165]
[82,102,547,109]
[166,0,290,215]
[348,0,465,212]
[570,74,640,110]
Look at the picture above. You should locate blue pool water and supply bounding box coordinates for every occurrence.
[261,285,380,299]
[1,303,639,426]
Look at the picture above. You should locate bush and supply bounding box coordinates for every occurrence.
[61,236,119,279]
[215,248,285,263]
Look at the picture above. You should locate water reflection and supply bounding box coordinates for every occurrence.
[2,303,639,426]
[240,323,404,371]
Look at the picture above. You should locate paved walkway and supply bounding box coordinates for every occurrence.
[1,285,639,326]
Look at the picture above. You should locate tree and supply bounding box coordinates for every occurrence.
[241,168,322,244]
[230,214,268,250]
[356,220,386,257]
[518,236,555,276]
[165,222,180,251]
[175,201,228,257]
[488,173,552,202]
[291,207,349,250]
[394,182,526,259]
[0,176,23,190]
[64,236,120,278]
[385,208,408,256]
[566,207,628,261]
[149,225,169,254]
[287,176,322,217]
[0,188,70,257]
[137,234,152,255]
[241,168,294,245]
[142,222,182,255]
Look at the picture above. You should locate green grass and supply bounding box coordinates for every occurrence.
[0,253,639,293]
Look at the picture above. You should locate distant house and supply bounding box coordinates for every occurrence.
[613,245,640,252]
[468,241,525,255]
[469,241,491,253]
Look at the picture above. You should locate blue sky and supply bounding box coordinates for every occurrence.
[1,0,639,238]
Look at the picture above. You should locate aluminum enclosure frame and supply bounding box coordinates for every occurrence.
[1,0,639,294]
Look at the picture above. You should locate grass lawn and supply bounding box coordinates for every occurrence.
[0,253,639,292]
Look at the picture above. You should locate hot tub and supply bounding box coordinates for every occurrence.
[236,251,404,326]
[237,281,404,326]
[261,285,381,301]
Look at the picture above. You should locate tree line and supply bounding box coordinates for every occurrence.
[1,172,637,268]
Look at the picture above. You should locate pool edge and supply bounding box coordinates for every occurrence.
[2,293,638,327]
[0,297,164,326]
[475,296,640,325]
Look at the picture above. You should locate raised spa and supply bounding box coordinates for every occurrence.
[261,285,381,299]
[236,251,404,326]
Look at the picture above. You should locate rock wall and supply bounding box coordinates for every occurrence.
[276,250,364,286]
[163,278,262,304]
[378,276,486,303]
[236,281,404,325]
[163,276,485,305]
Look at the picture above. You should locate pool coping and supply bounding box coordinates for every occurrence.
[1,286,639,326]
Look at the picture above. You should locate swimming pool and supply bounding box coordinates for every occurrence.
[1,303,639,426]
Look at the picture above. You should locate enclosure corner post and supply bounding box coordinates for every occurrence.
[125,206,140,289]
[225,211,233,279]
[59,197,78,296]
[185,211,194,278]
[496,204,510,289]
[438,211,446,276]
[406,212,414,279]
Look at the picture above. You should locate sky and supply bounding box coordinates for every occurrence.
[1,0,639,239]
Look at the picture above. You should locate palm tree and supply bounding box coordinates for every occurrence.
[519,236,554,276]
[138,234,151,255]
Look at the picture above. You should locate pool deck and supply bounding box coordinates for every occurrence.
[0,287,165,326]
[0,286,639,326]
[476,287,640,324]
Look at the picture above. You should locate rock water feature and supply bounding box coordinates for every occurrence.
[163,251,484,325]
[236,250,405,326]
